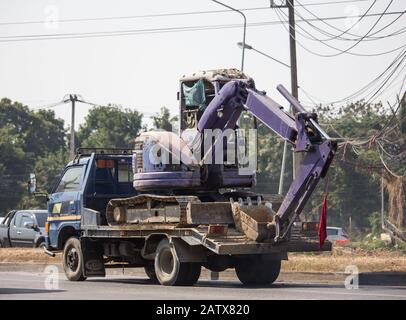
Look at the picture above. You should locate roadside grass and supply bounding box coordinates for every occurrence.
[284,244,406,273]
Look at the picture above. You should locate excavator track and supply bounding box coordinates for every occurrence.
[106,194,199,226]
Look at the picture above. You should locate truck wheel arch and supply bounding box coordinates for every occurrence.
[58,226,79,250]
[142,234,168,260]
[142,235,206,263]
[35,237,46,248]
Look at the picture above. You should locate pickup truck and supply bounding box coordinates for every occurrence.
[0,210,48,248]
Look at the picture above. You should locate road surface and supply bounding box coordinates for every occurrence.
[0,271,405,300]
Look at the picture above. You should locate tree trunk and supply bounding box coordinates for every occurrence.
[383,170,405,229]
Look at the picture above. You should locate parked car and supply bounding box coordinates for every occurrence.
[0,210,48,248]
[327,226,350,245]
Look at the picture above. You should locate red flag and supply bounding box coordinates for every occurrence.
[318,193,328,249]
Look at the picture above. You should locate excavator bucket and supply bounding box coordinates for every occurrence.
[231,202,276,242]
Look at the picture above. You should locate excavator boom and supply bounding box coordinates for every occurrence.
[197,80,337,242]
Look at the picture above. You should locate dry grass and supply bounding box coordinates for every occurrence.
[0,248,61,264]
[1,247,405,273]
[284,247,406,272]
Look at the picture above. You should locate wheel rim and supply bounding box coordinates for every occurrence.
[159,247,174,275]
[66,247,79,271]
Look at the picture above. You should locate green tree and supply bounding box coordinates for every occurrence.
[151,107,178,132]
[304,101,389,234]
[0,98,67,213]
[18,150,70,209]
[77,105,143,149]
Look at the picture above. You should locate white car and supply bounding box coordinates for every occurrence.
[327,227,350,244]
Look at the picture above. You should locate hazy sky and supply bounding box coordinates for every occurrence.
[0,0,405,129]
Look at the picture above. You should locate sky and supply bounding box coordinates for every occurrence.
[0,0,405,130]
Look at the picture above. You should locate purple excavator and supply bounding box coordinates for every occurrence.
[76,68,336,286]
[111,69,336,242]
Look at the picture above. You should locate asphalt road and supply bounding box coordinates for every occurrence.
[0,271,405,300]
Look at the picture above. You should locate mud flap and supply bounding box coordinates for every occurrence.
[80,238,105,277]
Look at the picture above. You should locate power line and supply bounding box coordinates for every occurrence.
[0,0,379,26]
[294,0,404,40]
[274,3,406,57]
[294,0,406,42]
[333,49,406,104]
[276,6,397,53]
[0,11,403,43]
[364,54,406,104]
[300,0,395,56]
[0,7,270,26]
[296,49,406,108]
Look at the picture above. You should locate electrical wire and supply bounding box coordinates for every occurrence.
[0,0,381,27]
[295,0,404,41]
[329,49,406,104]
[279,7,406,52]
[274,3,406,57]
[293,2,406,42]
[301,0,395,56]
[294,0,379,41]
[0,11,403,43]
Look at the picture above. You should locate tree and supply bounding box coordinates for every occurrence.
[151,107,178,132]
[304,101,390,234]
[0,98,67,213]
[18,150,70,209]
[77,105,143,149]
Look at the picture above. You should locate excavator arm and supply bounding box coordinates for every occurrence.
[198,80,337,242]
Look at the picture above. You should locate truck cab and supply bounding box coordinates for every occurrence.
[46,148,135,251]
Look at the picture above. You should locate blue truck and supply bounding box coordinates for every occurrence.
[32,69,335,286]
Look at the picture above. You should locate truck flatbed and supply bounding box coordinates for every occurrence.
[81,222,330,256]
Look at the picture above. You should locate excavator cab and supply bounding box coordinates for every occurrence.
[133,69,256,192]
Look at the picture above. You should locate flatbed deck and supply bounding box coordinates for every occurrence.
[82,223,330,255]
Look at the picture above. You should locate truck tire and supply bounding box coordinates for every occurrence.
[36,240,45,248]
[144,263,158,282]
[62,237,87,281]
[235,256,281,286]
[154,238,200,286]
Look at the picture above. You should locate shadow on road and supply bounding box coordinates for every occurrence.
[0,288,65,295]
[85,277,345,289]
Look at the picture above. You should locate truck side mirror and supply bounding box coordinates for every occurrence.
[28,173,36,193]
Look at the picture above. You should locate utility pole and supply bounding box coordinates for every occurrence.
[287,0,299,100]
[271,0,301,192]
[64,94,78,159]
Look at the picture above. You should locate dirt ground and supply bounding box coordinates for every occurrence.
[0,247,405,273]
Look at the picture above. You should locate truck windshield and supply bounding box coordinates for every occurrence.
[55,166,84,193]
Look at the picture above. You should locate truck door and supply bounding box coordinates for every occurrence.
[9,211,36,247]
[47,164,86,247]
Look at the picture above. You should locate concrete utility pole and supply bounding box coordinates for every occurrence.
[64,94,78,159]
[271,0,301,192]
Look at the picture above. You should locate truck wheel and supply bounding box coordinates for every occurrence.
[144,263,158,282]
[37,241,46,248]
[235,256,281,286]
[62,237,87,281]
[154,238,200,286]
